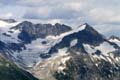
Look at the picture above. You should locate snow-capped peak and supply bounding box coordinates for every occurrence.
[109,35,120,47]
[0,20,22,43]
[109,35,120,41]
[0,20,21,32]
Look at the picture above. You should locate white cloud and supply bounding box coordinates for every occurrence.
[47,19,61,25]
[37,7,50,16]
[90,8,114,20]
[110,15,120,23]
[65,2,84,12]
[93,24,120,37]
[89,8,120,24]
[5,13,13,18]
[0,12,14,19]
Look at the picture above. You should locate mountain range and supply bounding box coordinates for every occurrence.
[0,19,120,80]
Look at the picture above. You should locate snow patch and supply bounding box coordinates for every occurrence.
[96,42,116,56]
[49,48,69,60]
[13,38,52,67]
[83,44,96,54]
[83,41,117,61]
[84,42,116,56]
[70,39,78,47]
[0,20,22,43]
[109,38,120,47]
[0,20,21,33]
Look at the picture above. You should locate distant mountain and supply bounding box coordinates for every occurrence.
[0,20,120,80]
[0,19,16,23]
[109,35,120,47]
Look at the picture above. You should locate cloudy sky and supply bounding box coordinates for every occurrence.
[0,0,120,37]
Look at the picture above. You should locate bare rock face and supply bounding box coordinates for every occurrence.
[13,21,72,43]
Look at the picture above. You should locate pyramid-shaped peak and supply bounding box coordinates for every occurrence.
[109,35,120,40]
[79,23,101,36]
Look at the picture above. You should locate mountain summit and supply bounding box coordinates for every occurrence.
[109,35,120,47]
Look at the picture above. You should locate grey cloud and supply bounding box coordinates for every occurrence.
[23,7,79,20]
[49,8,77,20]
[0,0,18,5]
[93,24,120,37]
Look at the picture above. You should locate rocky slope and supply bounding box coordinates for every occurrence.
[0,54,38,80]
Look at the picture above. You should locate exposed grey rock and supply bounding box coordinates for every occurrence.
[11,21,72,43]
